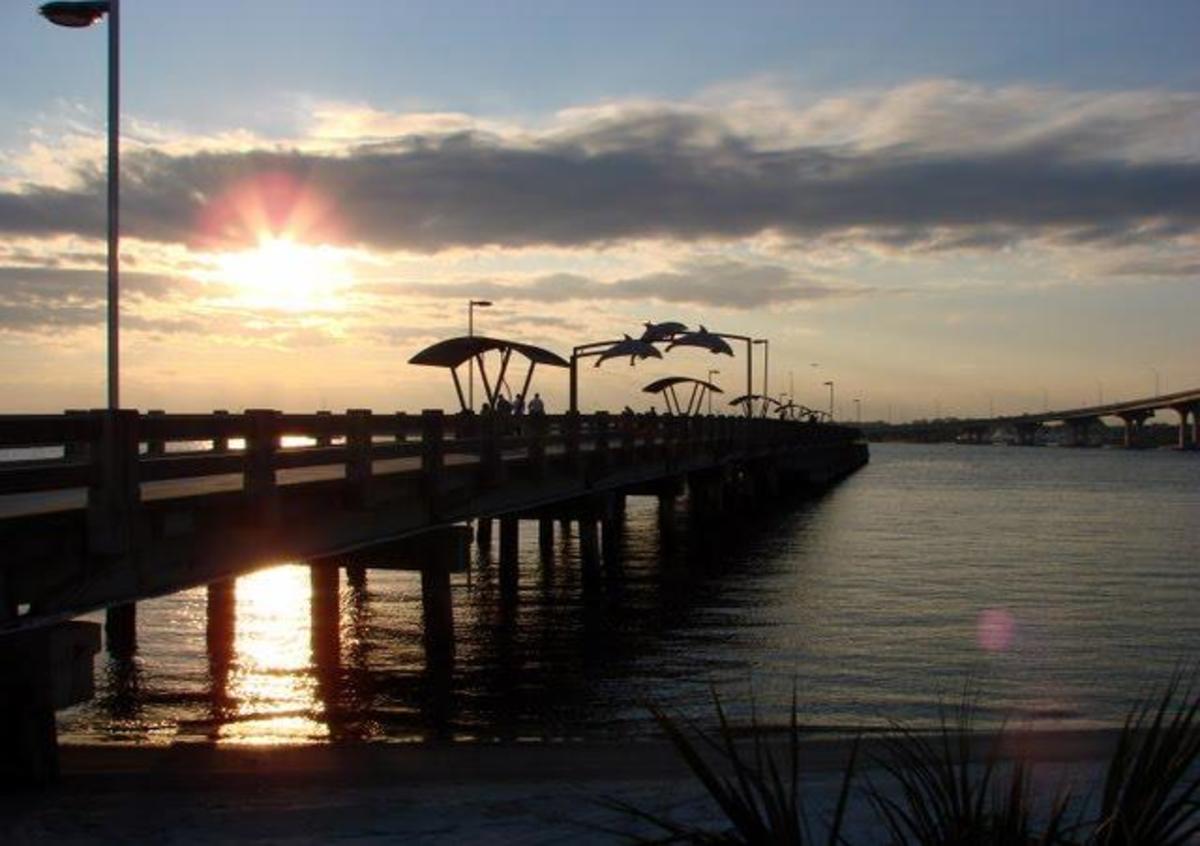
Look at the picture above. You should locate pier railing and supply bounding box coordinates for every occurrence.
[0,408,858,498]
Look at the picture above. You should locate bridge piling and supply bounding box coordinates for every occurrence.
[579,516,601,588]
[206,579,235,656]
[105,602,137,657]
[420,562,455,666]
[476,517,493,549]
[537,518,554,561]
[310,565,340,670]
[499,516,519,593]
[0,622,100,789]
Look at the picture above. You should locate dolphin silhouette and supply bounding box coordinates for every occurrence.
[639,321,688,344]
[594,335,664,367]
[665,325,734,356]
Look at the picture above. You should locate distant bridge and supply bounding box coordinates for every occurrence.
[863,388,1200,448]
[0,407,866,784]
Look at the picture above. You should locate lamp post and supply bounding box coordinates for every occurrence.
[706,369,720,414]
[853,397,861,423]
[752,339,769,417]
[823,380,835,420]
[41,0,119,409]
[467,299,492,410]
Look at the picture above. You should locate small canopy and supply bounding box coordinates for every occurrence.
[728,393,781,407]
[643,376,724,416]
[409,336,568,369]
[408,335,568,413]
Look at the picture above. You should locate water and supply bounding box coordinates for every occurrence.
[58,443,1200,745]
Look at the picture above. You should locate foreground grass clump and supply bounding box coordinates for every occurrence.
[611,676,1200,845]
[604,688,858,844]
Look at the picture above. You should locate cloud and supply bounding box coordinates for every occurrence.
[363,259,871,309]
[0,82,1197,258]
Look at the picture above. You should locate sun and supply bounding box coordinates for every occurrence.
[216,236,351,312]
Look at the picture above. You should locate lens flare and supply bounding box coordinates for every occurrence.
[977,607,1016,653]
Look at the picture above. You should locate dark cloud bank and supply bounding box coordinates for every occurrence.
[2,109,1198,253]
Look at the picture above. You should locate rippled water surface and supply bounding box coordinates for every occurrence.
[59,443,1200,744]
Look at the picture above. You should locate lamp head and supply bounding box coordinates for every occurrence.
[39,1,109,27]
[470,299,493,307]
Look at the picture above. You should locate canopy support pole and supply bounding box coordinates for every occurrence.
[494,349,513,405]
[685,382,701,416]
[450,366,468,413]
[520,362,537,403]
[667,385,681,415]
[476,354,494,408]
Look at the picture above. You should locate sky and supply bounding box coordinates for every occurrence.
[1,0,1198,420]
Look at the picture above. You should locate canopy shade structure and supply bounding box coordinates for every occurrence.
[665,327,735,357]
[409,335,568,413]
[643,376,724,416]
[728,393,782,418]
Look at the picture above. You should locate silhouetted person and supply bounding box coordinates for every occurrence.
[496,395,512,416]
[528,393,545,415]
[513,393,525,416]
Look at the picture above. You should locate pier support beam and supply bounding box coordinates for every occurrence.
[0,622,100,788]
[578,516,601,588]
[105,602,137,657]
[310,565,340,669]
[1173,404,1194,450]
[476,517,493,549]
[206,579,236,654]
[420,563,454,667]
[499,516,519,593]
[537,518,554,561]
[1118,411,1152,449]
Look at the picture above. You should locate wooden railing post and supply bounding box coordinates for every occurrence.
[393,412,408,443]
[565,411,582,473]
[87,409,140,557]
[528,411,547,478]
[212,409,230,453]
[592,411,611,477]
[620,412,636,465]
[65,409,90,461]
[146,409,165,457]
[315,410,333,447]
[243,409,280,526]
[480,411,502,486]
[345,408,373,509]
[421,410,445,519]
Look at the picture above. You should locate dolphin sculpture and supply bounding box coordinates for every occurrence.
[594,335,664,367]
[665,325,734,356]
[639,321,688,344]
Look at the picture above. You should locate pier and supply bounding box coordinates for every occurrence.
[0,407,866,784]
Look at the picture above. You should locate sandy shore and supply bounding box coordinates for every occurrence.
[2,730,1121,844]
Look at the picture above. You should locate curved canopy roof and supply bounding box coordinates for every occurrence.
[643,376,723,395]
[408,336,569,369]
[728,393,781,407]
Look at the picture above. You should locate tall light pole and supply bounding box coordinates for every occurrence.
[753,339,768,417]
[706,368,720,414]
[467,299,492,410]
[41,1,119,409]
[853,397,861,423]
[823,380,835,420]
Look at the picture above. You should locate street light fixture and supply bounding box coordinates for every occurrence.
[706,369,720,414]
[467,299,492,410]
[40,0,119,409]
[823,380,835,420]
[853,397,861,423]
